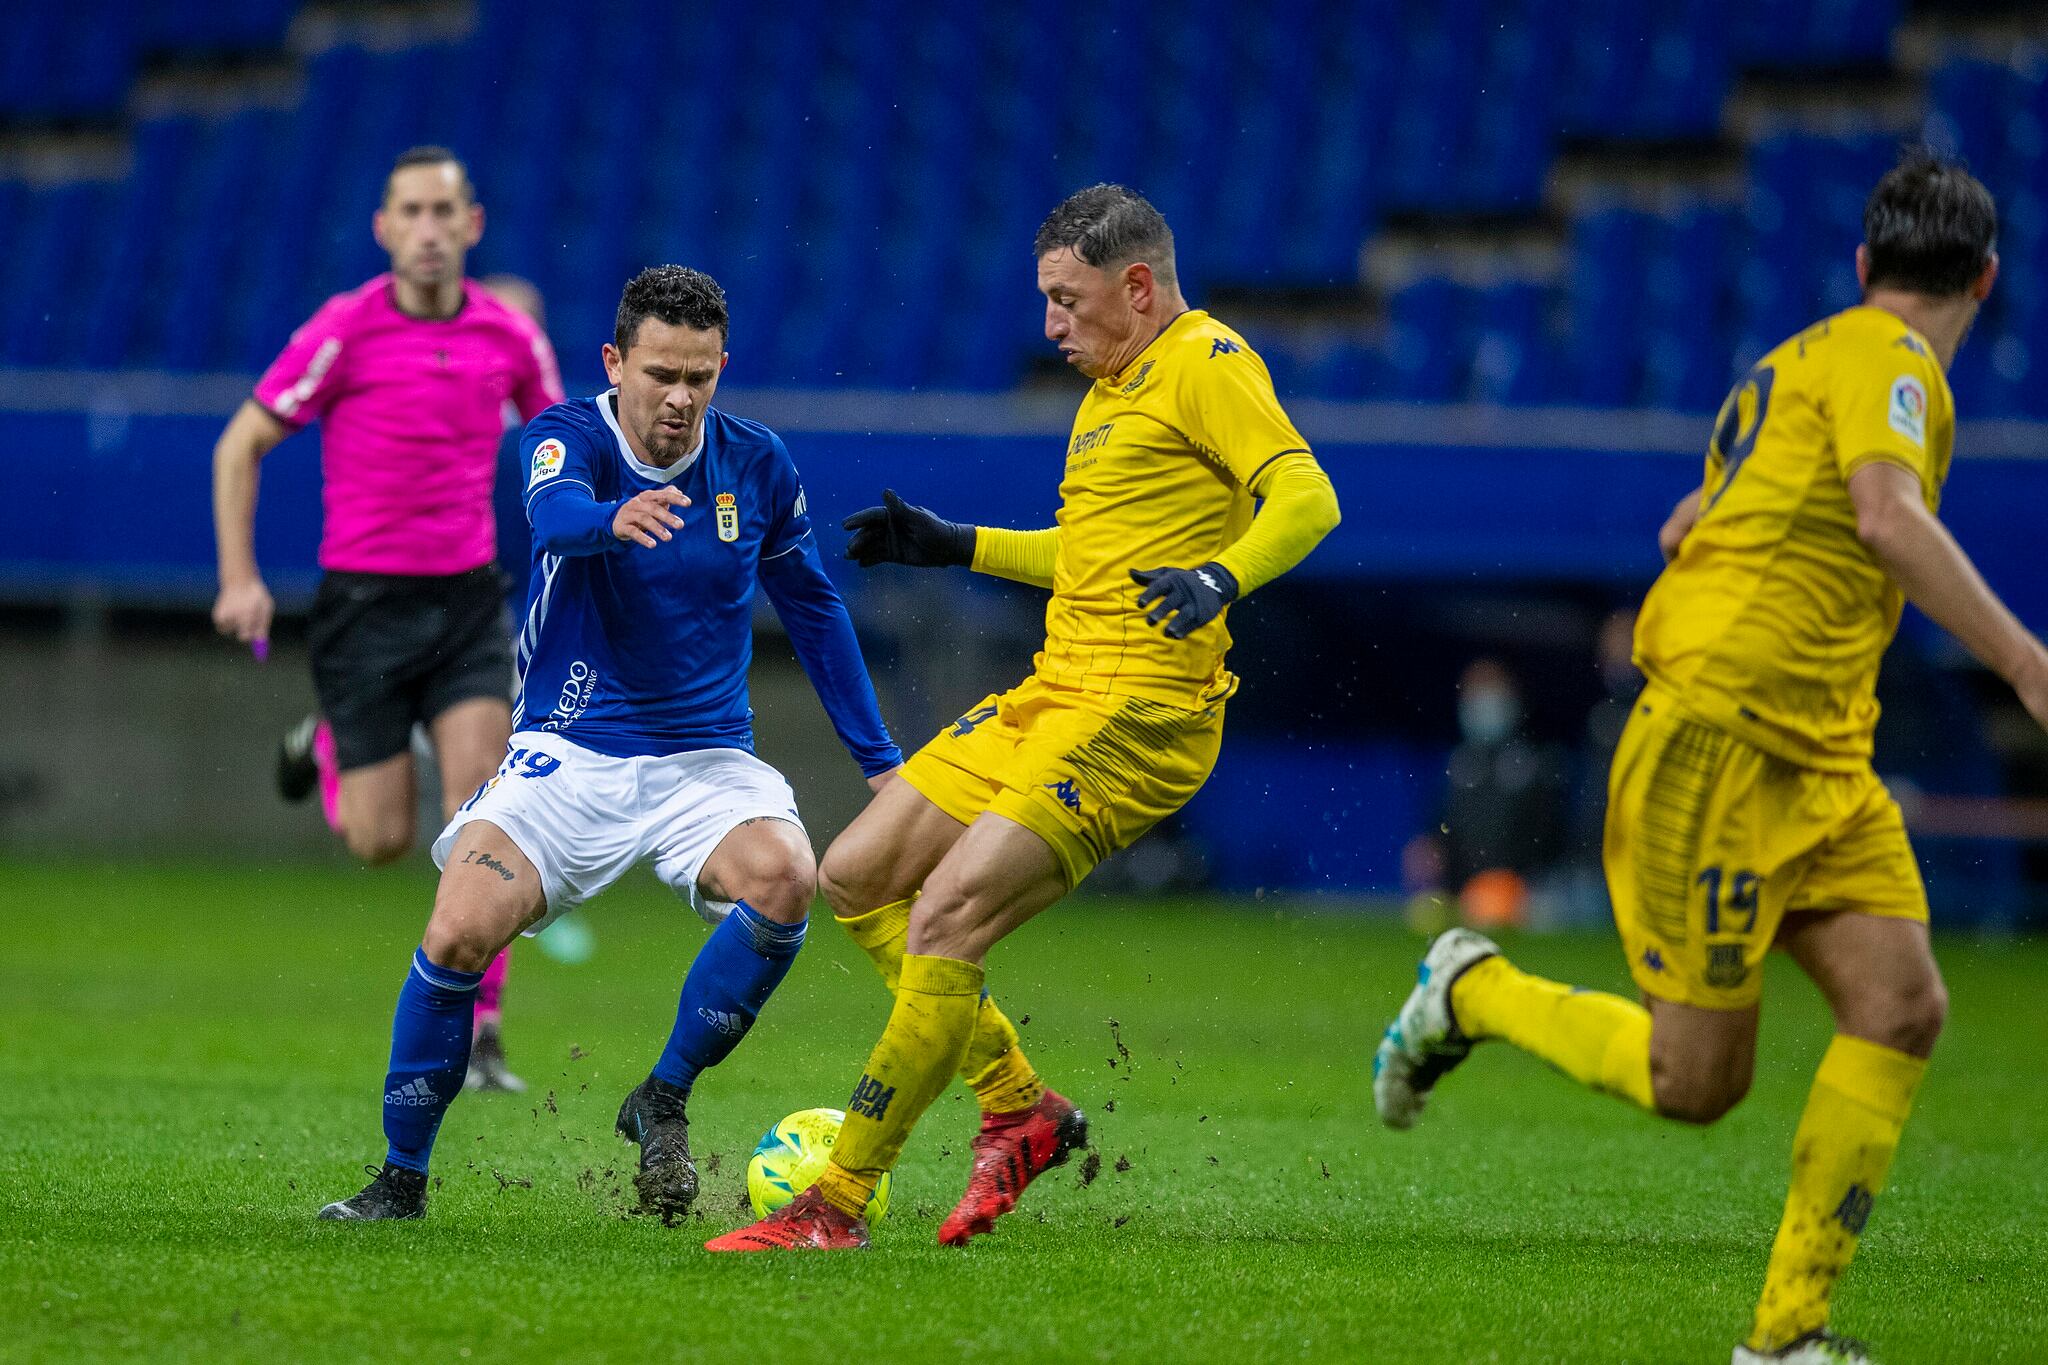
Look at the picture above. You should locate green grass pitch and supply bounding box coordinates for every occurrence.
[4,858,2044,1362]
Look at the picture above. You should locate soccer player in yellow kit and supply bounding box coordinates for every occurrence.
[708,184,1341,1252]
[1373,154,2048,1363]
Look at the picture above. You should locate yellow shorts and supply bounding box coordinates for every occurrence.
[1605,685,1927,1009]
[900,675,1225,889]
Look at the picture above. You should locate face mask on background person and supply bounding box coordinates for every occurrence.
[1459,689,1520,745]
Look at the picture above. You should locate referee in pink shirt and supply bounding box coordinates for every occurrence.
[211,147,563,1091]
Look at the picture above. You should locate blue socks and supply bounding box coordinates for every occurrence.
[650,901,806,1094]
[381,948,484,1173]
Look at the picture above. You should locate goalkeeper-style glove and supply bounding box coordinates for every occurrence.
[1130,562,1239,640]
[842,489,977,568]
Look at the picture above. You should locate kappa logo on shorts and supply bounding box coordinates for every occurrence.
[1704,943,1748,989]
[1640,946,1666,973]
[529,437,567,488]
[1043,778,1082,813]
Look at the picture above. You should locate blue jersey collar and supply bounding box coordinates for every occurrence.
[597,389,704,484]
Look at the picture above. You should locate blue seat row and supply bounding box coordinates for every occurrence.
[2,4,2039,416]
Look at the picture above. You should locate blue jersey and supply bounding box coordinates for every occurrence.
[512,392,900,774]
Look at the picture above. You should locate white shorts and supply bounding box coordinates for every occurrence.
[431,731,805,932]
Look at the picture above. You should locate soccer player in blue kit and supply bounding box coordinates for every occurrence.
[320,266,902,1221]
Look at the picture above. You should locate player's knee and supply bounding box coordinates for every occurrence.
[818,836,893,918]
[1846,972,1948,1058]
[727,843,816,925]
[346,823,412,866]
[906,871,1004,959]
[420,915,499,974]
[1651,1064,1750,1125]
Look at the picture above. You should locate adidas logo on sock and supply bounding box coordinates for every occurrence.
[385,1077,441,1107]
[697,1007,745,1037]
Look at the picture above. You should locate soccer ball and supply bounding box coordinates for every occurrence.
[746,1107,891,1222]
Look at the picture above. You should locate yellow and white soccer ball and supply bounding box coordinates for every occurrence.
[746,1107,891,1222]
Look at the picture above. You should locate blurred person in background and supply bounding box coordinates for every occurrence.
[1549,608,1644,925]
[1402,657,1569,933]
[479,274,597,976]
[209,146,564,1092]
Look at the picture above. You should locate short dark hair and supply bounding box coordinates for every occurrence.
[1033,184,1177,288]
[614,265,729,352]
[385,145,473,203]
[1863,150,1997,298]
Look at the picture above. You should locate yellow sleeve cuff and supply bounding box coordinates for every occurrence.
[1212,455,1340,596]
[972,525,1060,589]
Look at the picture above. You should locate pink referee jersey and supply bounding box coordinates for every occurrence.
[255,275,565,576]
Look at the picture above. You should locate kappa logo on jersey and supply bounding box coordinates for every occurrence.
[529,437,568,487]
[715,491,740,543]
[848,1073,896,1120]
[1888,374,1928,446]
[1044,778,1083,812]
[1209,337,1242,357]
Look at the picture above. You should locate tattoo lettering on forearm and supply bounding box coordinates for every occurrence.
[462,850,516,882]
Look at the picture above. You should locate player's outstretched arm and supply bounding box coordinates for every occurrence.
[760,542,905,784]
[1850,460,2048,729]
[210,399,292,648]
[842,489,977,569]
[1132,454,1340,639]
[1658,487,1703,563]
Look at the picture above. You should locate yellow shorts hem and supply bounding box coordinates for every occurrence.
[986,787,1097,891]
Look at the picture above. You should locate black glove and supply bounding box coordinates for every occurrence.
[842,489,977,569]
[1130,562,1239,640]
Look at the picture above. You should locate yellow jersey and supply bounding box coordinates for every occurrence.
[1636,305,1956,771]
[1036,309,1312,708]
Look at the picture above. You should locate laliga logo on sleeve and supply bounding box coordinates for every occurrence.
[529,438,566,487]
[1888,375,1927,446]
[715,491,740,542]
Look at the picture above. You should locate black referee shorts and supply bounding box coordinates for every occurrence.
[307,565,514,772]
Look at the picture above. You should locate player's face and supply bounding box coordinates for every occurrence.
[1038,248,1143,379]
[373,164,482,289]
[603,320,727,466]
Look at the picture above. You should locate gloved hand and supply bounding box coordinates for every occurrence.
[1130,562,1239,639]
[842,489,977,569]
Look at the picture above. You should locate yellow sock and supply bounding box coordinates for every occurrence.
[1450,956,1655,1110]
[836,899,1043,1114]
[1747,1035,1927,1352]
[816,953,983,1218]
[960,1002,1043,1114]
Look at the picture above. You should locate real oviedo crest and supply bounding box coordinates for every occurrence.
[715,491,740,542]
